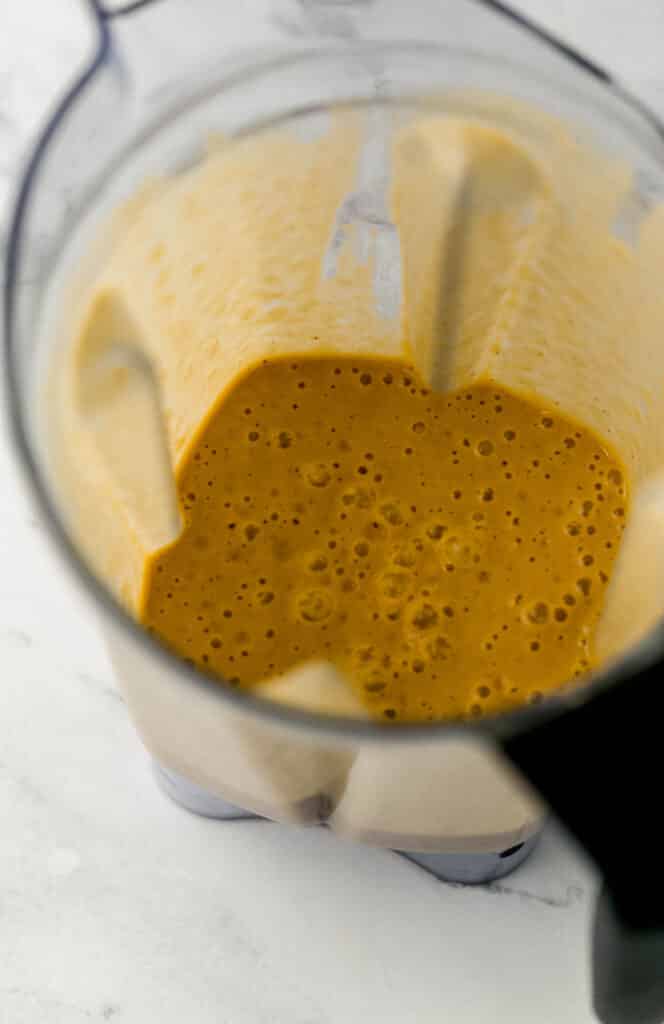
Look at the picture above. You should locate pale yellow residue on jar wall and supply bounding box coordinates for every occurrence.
[50,101,664,713]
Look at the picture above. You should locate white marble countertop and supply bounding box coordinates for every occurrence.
[1,3,663,1022]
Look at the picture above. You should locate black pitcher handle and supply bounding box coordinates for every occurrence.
[501,654,664,1024]
[592,884,664,1024]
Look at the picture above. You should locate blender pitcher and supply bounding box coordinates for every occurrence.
[4,2,664,1022]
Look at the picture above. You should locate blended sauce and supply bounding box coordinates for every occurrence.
[140,356,627,722]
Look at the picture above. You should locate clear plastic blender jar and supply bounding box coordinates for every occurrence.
[6,3,664,1021]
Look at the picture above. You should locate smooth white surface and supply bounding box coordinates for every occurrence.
[0,3,661,1022]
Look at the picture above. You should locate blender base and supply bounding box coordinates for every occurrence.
[154,761,257,820]
[154,762,539,884]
